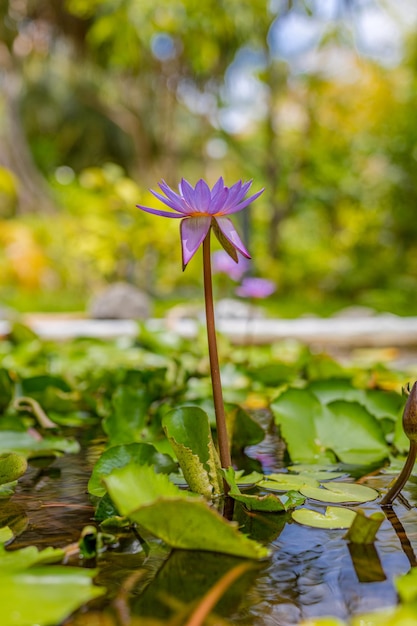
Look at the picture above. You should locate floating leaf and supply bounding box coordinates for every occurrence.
[223,468,304,512]
[259,473,319,492]
[345,510,385,544]
[104,464,269,559]
[88,442,177,497]
[162,406,222,497]
[292,506,356,529]
[300,482,378,504]
[0,431,80,457]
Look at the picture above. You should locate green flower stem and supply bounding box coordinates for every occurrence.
[202,230,232,471]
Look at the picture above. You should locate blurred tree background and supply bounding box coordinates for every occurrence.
[1,0,417,316]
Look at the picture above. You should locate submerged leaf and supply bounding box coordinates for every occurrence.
[104,464,269,559]
[292,506,356,529]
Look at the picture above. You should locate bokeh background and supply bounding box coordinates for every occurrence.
[1,0,417,317]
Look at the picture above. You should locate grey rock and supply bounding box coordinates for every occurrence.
[89,282,152,320]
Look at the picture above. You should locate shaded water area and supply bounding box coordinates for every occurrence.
[4,425,417,625]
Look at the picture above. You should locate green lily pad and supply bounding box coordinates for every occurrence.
[223,468,305,512]
[259,473,319,492]
[104,464,269,559]
[292,506,357,529]
[0,431,80,457]
[300,482,378,504]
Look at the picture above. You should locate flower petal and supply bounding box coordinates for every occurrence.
[220,188,264,215]
[150,189,189,214]
[136,204,184,218]
[157,181,190,214]
[215,217,251,259]
[180,216,212,269]
[179,178,198,212]
[194,179,211,212]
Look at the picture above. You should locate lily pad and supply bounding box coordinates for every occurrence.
[300,482,378,504]
[259,473,319,492]
[224,468,305,512]
[0,431,80,457]
[292,506,357,529]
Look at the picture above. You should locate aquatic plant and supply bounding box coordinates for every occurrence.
[137,177,263,471]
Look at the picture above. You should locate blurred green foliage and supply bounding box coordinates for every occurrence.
[1,1,417,315]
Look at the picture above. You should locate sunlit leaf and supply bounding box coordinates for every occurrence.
[300,482,378,504]
[162,406,223,497]
[292,506,356,529]
[104,464,269,559]
[0,526,13,543]
[223,468,304,512]
[0,565,104,626]
[345,510,385,544]
[259,473,319,492]
[88,442,177,497]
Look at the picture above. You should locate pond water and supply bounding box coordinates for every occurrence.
[4,427,417,626]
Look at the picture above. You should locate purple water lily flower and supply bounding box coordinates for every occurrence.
[236,277,276,299]
[136,177,263,269]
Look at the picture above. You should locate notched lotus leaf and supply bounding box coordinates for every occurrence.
[292,506,356,529]
[300,482,378,504]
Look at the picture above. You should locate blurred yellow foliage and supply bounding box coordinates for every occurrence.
[0,221,49,289]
